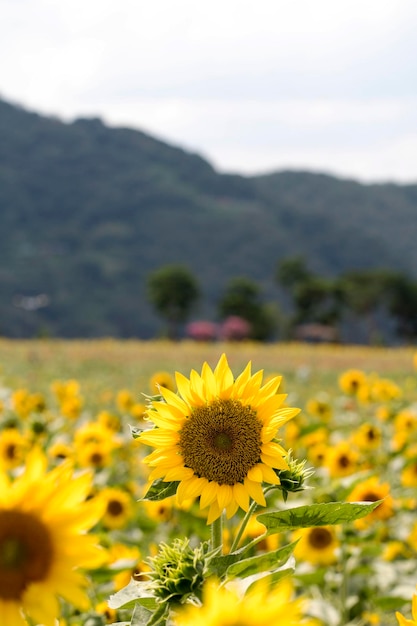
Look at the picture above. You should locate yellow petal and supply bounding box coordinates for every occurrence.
[244,479,266,506]
[216,484,233,509]
[199,480,218,508]
[233,482,250,511]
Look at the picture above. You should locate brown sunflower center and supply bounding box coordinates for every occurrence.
[179,399,263,485]
[0,510,54,600]
[308,527,333,549]
[337,454,351,468]
[361,491,380,503]
[107,499,124,517]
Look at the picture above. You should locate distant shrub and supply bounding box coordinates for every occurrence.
[185,320,219,342]
[219,316,251,341]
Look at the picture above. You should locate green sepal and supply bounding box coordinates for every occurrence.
[129,425,144,439]
[226,541,298,579]
[257,500,382,533]
[141,479,180,501]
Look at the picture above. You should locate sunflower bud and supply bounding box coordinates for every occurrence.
[147,538,212,606]
[276,451,314,501]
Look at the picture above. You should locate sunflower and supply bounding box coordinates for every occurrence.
[0,447,105,626]
[352,423,382,451]
[0,428,29,470]
[324,441,361,478]
[292,525,339,566]
[149,370,176,393]
[347,476,394,528]
[338,369,367,396]
[140,354,299,523]
[173,577,317,626]
[99,487,134,530]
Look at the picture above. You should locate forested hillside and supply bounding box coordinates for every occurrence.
[0,97,416,338]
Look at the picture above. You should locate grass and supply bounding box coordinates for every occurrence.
[0,338,414,408]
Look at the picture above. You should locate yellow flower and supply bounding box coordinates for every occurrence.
[95,600,117,623]
[347,476,394,528]
[116,389,136,413]
[99,487,134,530]
[338,369,367,396]
[292,525,339,566]
[0,428,29,470]
[173,578,317,626]
[371,378,401,403]
[130,402,147,420]
[149,370,176,393]
[306,397,332,422]
[401,461,417,488]
[140,354,299,523]
[74,421,121,450]
[76,441,113,469]
[0,448,105,626]
[47,441,74,463]
[396,593,417,625]
[324,441,361,478]
[351,423,382,451]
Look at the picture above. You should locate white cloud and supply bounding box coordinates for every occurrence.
[0,0,417,181]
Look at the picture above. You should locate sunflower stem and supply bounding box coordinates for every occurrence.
[230,499,259,552]
[211,514,224,553]
[230,485,277,553]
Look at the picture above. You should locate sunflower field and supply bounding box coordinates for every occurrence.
[1,338,417,626]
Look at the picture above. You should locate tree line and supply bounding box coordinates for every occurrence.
[147,258,417,344]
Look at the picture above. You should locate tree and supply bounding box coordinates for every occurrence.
[385,273,417,341]
[146,265,200,339]
[275,256,342,335]
[337,269,395,344]
[275,256,311,291]
[218,277,276,341]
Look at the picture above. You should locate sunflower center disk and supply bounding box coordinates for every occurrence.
[308,528,333,549]
[0,510,54,600]
[179,399,263,485]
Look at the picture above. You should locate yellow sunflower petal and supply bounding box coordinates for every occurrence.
[216,484,233,509]
[244,479,267,506]
[233,482,250,511]
[199,480,219,509]
[206,500,222,524]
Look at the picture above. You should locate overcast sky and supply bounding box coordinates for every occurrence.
[1,0,417,182]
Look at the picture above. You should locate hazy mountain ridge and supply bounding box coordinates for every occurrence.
[0,97,416,338]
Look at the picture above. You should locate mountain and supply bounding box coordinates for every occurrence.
[0,97,416,338]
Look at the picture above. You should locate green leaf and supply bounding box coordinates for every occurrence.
[374,596,411,610]
[295,569,327,585]
[136,597,159,611]
[257,501,382,534]
[226,541,298,578]
[246,565,295,593]
[129,601,169,626]
[130,603,152,626]
[208,543,253,578]
[141,479,180,501]
[108,579,152,609]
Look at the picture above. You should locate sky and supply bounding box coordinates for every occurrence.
[1,0,417,183]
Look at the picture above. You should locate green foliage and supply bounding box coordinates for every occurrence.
[1,98,417,339]
[146,265,200,339]
[218,277,277,340]
[257,501,382,533]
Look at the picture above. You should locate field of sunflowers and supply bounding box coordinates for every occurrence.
[1,338,417,626]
